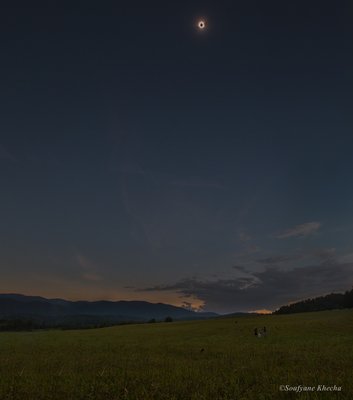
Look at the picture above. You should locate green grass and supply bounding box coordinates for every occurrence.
[0,309,352,399]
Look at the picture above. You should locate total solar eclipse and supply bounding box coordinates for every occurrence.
[197,20,206,30]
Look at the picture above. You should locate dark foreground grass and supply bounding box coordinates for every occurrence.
[0,309,352,400]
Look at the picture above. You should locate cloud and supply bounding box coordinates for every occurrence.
[257,254,303,264]
[233,244,261,260]
[238,232,251,242]
[138,261,353,313]
[256,248,336,266]
[181,301,202,312]
[232,265,248,272]
[312,248,336,263]
[275,222,322,239]
[338,252,353,264]
[76,254,103,282]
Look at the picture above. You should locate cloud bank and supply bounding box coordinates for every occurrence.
[139,260,353,313]
[275,222,321,239]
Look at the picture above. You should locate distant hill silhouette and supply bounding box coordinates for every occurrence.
[0,294,217,329]
[274,288,353,314]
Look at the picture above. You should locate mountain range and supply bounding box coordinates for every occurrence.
[0,294,217,326]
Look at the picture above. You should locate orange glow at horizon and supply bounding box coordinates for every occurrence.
[250,309,273,314]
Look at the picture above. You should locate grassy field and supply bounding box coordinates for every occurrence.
[0,309,352,400]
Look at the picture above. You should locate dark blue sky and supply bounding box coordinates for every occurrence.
[1,1,353,312]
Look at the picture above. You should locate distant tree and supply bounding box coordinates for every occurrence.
[274,291,348,315]
[148,318,156,323]
[164,316,173,322]
[343,288,353,308]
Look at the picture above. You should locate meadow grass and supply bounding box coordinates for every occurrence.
[0,309,352,399]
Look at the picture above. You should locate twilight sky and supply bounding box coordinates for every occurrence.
[1,1,353,313]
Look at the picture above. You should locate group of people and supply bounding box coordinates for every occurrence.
[254,326,267,338]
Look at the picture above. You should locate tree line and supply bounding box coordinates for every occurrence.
[274,288,353,314]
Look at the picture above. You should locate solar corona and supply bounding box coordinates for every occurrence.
[198,20,206,30]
